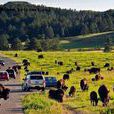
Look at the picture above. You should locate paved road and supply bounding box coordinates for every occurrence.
[0,56,24,114]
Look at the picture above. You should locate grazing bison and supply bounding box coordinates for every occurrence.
[107,67,114,71]
[14,53,18,57]
[76,66,81,71]
[22,59,30,66]
[104,63,110,68]
[80,78,89,91]
[69,86,76,97]
[38,54,44,59]
[91,62,95,66]
[49,89,64,102]
[88,68,100,74]
[0,84,10,101]
[57,74,69,91]
[90,91,98,106]
[58,61,63,66]
[95,74,101,81]
[98,85,110,106]
[66,68,73,74]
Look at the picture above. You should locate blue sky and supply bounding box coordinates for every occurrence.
[0,0,114,11]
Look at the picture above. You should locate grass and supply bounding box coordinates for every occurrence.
[60,31,114,49]
[2,51,114,114]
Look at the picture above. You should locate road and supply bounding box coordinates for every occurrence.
[0,56,24,114]
[0,56,80,114]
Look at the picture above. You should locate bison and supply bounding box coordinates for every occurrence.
[90,91,98,106]
[88,68,100,74]
[80,78,89,91]
[49,89,64,102]
[104,63,110,68]
[69,86,76,97]
[98,85,110,106]
[0,84,10,101]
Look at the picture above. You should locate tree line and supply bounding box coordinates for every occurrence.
[0,2,114,50]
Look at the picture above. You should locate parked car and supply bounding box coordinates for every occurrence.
[27,71,43,75]
[6,69,16,79]
[0,59,5,66]
[45,76,57,87]
[22,74,46,91]
[0,71,9,81]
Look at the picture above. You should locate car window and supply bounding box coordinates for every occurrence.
[45,77,56,81]
[7,70,14,73]
[30,76,43,80]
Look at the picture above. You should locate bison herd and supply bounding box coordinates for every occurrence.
[12,54,114,107]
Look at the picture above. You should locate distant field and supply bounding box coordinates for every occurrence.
[60,31,114,49]
[2,51,114,114]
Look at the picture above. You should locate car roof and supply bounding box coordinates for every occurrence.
[0,71,7,73]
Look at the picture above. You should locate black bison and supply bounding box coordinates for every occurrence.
[58,61,63,66]
[0,84,10,101]
[95,74,101,81]
[90,91,98,106]
[38,54,44,59]
[104,63,110,68]
[80,78,89,91]
[22,59,30,66]
[49,89,64,102]
[98,85,110,106]
[91,62,95,66]
[56,74,69,91]
[76,66,81,71]
[88,68,100,74]
[69,86,76,97]
[14,53,18,57]
[107,67,114,71]
[66,68,74,74]
[75,62,78,66]
[12,65,21,74]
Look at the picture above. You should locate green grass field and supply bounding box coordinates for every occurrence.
[60,31,114,49]
[2,51,114,114]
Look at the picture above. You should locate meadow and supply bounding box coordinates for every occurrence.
[60,31,114,49]
[2,51,114,114]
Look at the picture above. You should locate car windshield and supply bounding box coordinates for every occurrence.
[30,76,43,80]
[28,71,42,75]
[0,72,7,75]
[45,77,56,81]
[0,60,4,63]
[7,70,14,74]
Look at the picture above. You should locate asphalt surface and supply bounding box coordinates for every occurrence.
[0,56,24,114]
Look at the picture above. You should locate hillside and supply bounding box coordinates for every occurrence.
[0,2,114,41]
[60,31,114,49]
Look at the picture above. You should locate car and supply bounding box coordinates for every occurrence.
[22,74,46,91]
[45,76,57,87]
[0,71,9,81]
[6,69,16,79]
[27,71,43,75]
[0,59,5,66]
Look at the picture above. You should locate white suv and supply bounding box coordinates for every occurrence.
[22,74,46,91]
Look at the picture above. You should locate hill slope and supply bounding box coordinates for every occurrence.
[0,1,114,43]
[60,31,114,49]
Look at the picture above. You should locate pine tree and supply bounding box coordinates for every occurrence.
[104,38,112,52]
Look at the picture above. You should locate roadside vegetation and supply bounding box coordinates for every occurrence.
[2,51,114,114]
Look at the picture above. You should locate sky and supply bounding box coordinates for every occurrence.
[0,0,114,11]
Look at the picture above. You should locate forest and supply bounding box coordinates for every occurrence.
[0,1,114,50]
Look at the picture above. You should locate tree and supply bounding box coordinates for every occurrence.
[27,38,42,50]
[11,38,23,50]
[104,38,112,52]
[0,34,9,50]
[45,26,54,38]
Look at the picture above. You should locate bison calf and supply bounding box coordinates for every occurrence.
[69,86,76,97]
